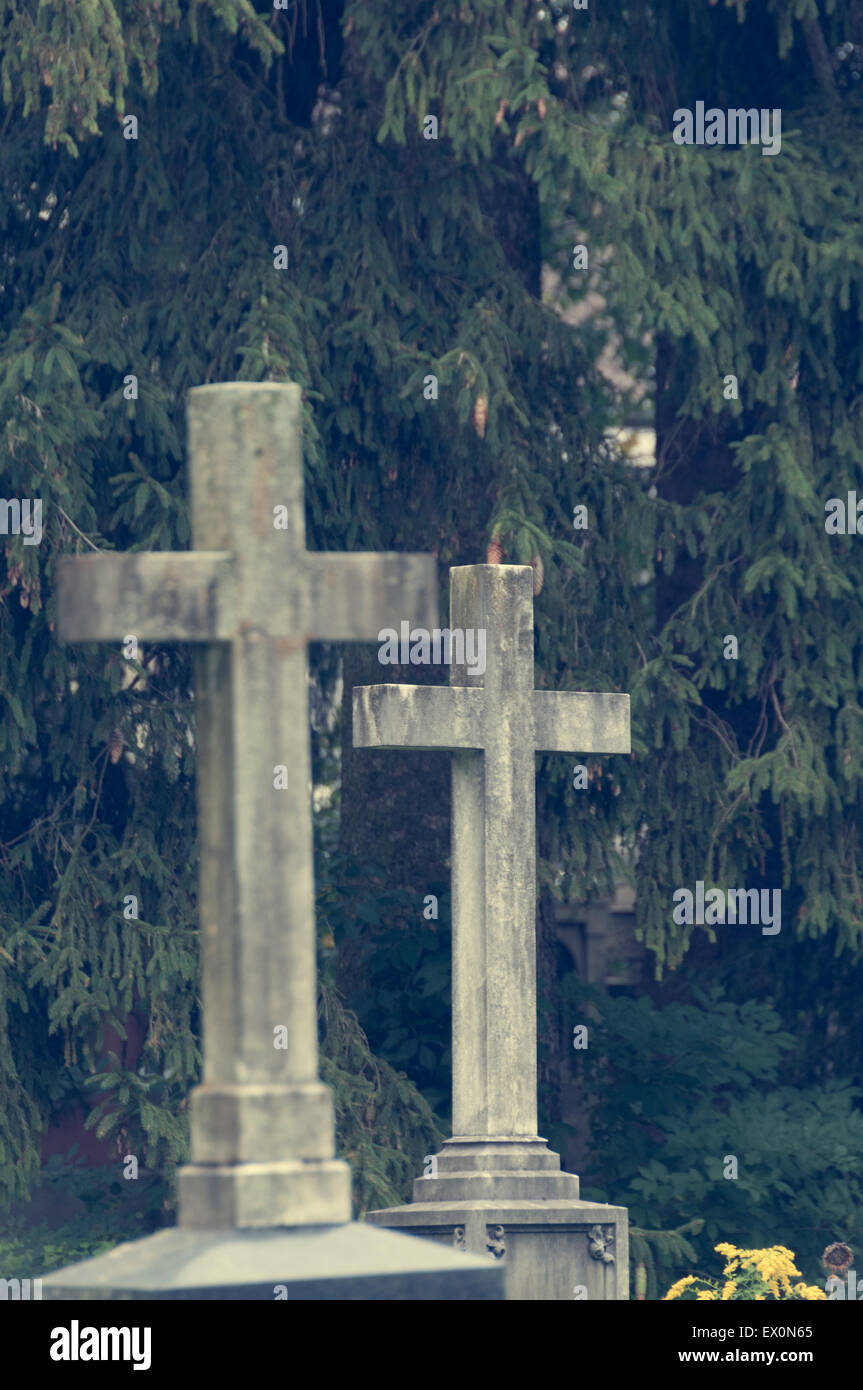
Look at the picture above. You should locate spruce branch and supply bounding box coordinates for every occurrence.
[57,507,102,553]
[802,17,840,107]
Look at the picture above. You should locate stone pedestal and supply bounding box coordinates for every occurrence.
[366,1136,628,1301]
[40,1224,505,1301]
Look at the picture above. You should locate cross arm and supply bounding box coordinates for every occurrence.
[57,553,236,643]
[353,684,484,750]
[533,691,631,753]
[305,553,437,640]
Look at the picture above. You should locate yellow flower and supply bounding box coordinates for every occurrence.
[670,1244,812,1304]
[664,1275,697,1301]
[792,1283,827,1301]
[745,1246,800,1286]
[763,1248,800,1279]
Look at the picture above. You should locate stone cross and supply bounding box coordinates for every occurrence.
[57,382,438,1230]
[353,565,630,1155]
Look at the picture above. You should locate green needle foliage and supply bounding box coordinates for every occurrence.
[1,0,862,1252]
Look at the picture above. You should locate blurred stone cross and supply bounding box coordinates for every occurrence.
[354,564,632,1300]
[57,382,438,1234]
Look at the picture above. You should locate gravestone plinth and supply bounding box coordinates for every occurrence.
[41,1224,504,1301]
[355,565,631,1300]
[43,383,503,1301]
[366,1200,627,1301]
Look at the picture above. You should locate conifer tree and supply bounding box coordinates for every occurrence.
[2,0,862,1247]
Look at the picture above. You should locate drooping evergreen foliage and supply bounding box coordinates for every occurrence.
[0,0,632,1209]
[2,0,862,1285]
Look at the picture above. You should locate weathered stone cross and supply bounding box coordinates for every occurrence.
[354,564,630,1176]
[58,382,438,1230]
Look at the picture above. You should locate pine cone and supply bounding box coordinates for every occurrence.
[530,553,544,595]
[472,392,488,439]
[108,729,124,764]
[486,538,503,564]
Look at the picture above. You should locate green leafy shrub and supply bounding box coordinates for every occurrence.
[565,977,863,1291]
[0,1153,172,1279]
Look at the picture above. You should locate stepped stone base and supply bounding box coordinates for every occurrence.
[366,1137,629,1300]
[39,1224,505,1301]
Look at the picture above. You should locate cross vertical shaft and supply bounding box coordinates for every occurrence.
[450,566,538,1138]
[178,387,349,1226]
[187,389,321,1097]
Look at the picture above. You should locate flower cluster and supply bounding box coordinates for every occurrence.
[663,1244,827,1301]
